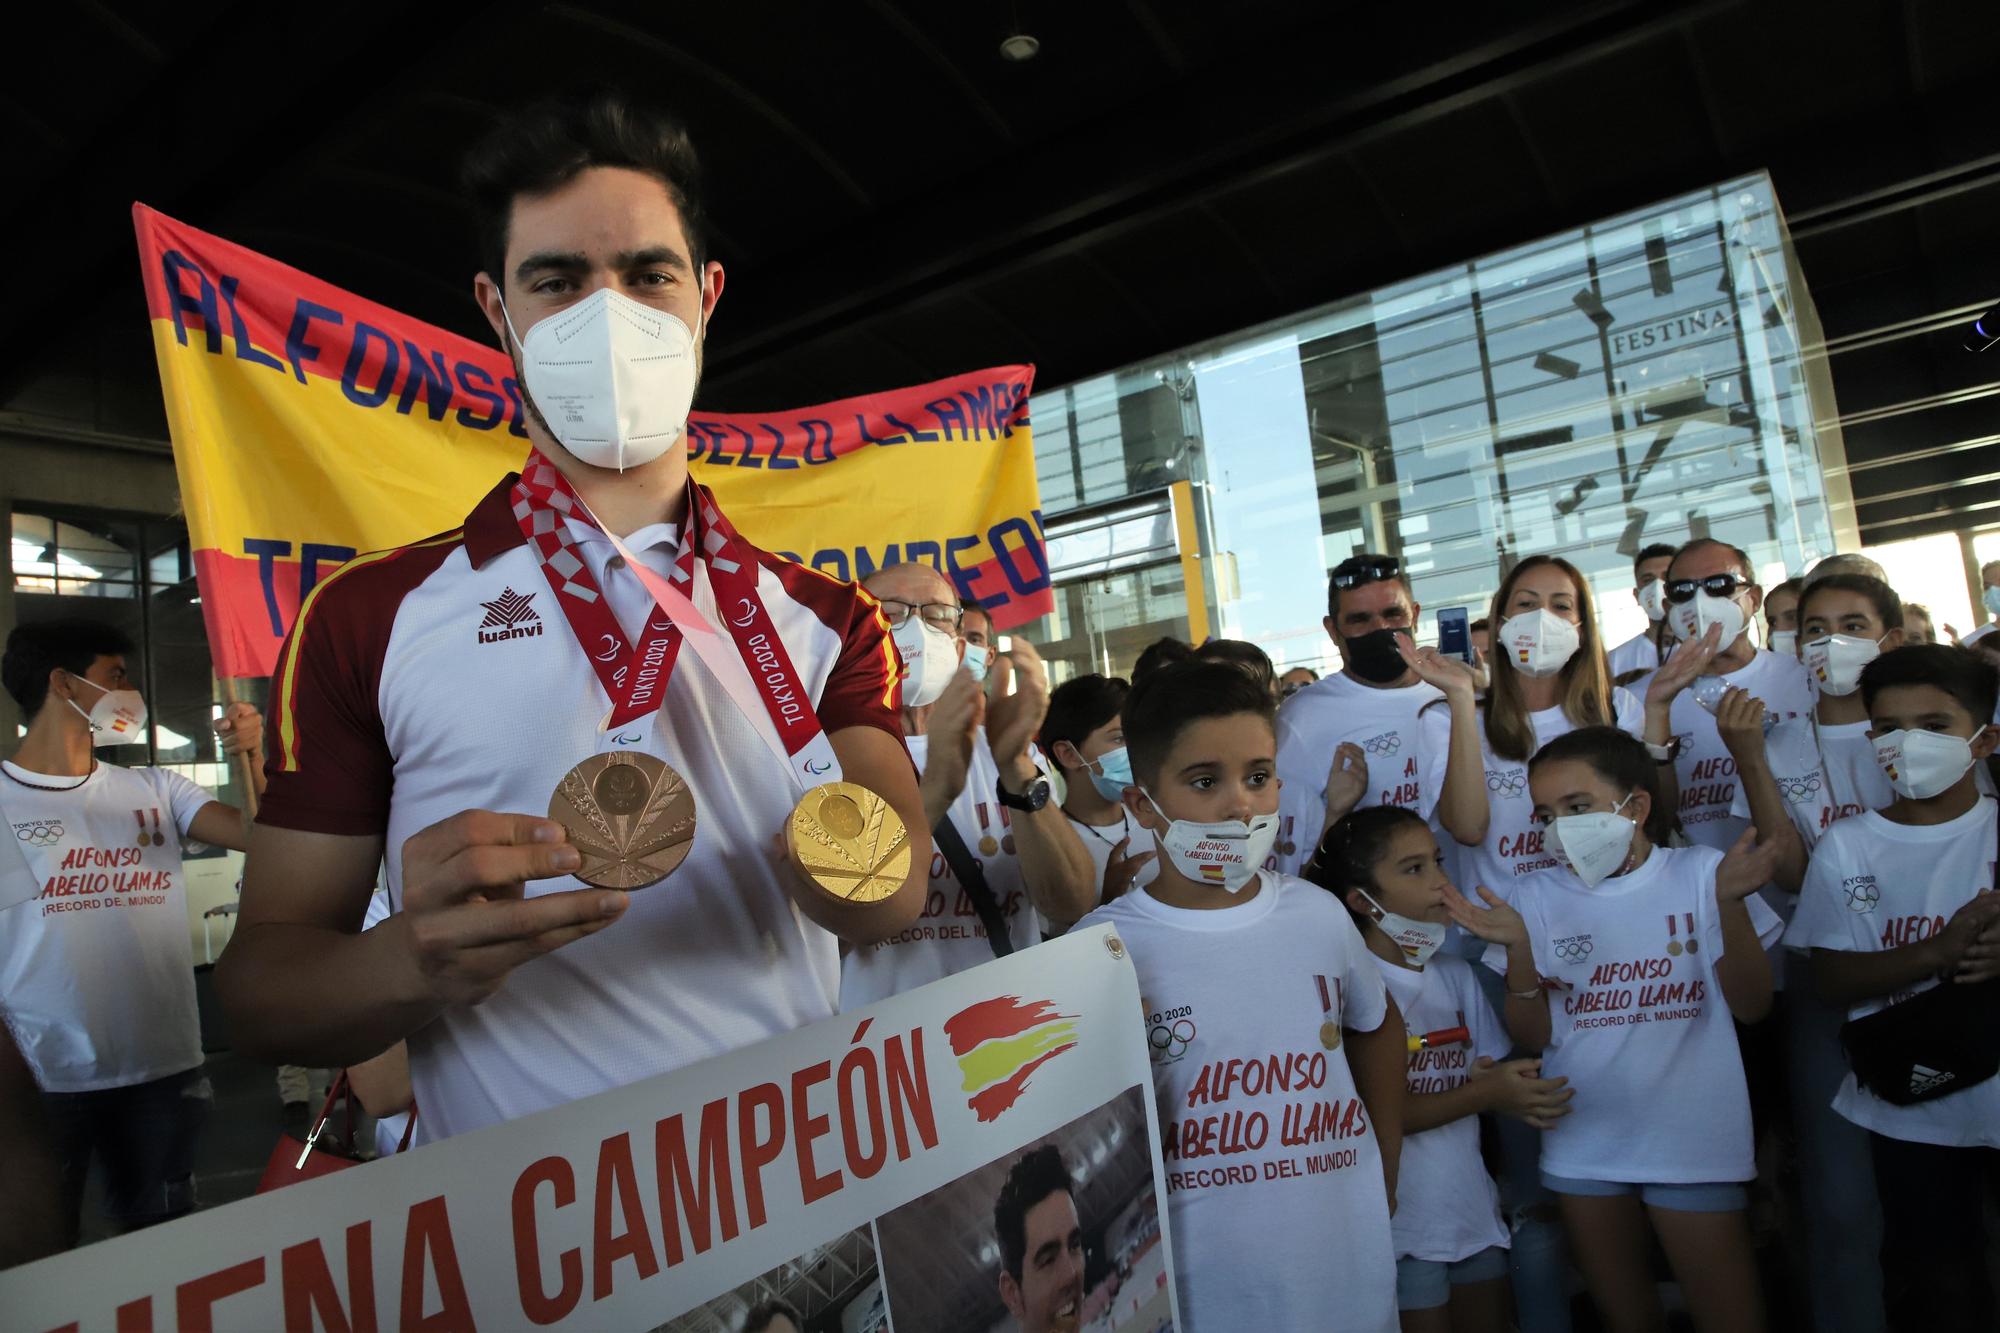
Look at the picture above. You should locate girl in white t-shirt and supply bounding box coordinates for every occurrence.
[1309,805,1574,1333]
[1417,555,1646,898]
[1449,725,1784,1333]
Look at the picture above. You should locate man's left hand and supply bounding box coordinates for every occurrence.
[987,639,1051,788]
[215,702,263,758]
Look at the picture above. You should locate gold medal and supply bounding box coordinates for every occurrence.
[548,752,695,889]
[978,835,999,856]
[1320,1020,1342,1050]
[1667,940,1683,956]
[786,783,912,916]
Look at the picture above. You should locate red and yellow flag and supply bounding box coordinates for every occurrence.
[133,205,1053,678]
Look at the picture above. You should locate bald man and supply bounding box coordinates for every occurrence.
[840,564,1094,1009]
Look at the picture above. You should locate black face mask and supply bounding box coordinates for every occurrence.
[1342,627,1410,684]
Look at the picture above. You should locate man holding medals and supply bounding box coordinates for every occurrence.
[217,94,929,1141]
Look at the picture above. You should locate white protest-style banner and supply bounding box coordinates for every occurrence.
[2,926,1181,1333]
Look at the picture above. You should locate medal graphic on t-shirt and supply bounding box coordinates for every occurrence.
[133,808,164,848]
[1665,911,1696,956]
[974,801,999,856]
[997,804,1016,856]
[1315,974,1342,1050]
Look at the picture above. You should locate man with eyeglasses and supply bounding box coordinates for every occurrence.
[1635,539,1813,862]
[840,564,1095,1009]
[1273,554,1478,876]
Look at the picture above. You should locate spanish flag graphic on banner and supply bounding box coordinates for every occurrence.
[944,996,1080,1123]
[133,205,1054,678]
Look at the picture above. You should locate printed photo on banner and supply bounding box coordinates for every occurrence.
[876,1086,1172,1333]
[652,1225,884,1333]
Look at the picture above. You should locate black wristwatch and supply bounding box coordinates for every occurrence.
[995,767,1052,813]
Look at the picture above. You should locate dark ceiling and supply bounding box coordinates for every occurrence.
[5,0,1996,544]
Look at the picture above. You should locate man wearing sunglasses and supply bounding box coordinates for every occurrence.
[1636,539,1813,861]
[1273,554,1476,875]
[840,564,1095,1009]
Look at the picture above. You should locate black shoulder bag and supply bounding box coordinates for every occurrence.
[1837,800,2000,1106]
[933,818,1016,959]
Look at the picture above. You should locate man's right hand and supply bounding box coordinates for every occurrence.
[397,811,628,1007]
[920,668,983,826]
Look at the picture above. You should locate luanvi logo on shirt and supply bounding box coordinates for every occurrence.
[1908,1064,1955,1096]
[1552,934,1596,963]
[942,995,1079,1123]
[12,820,64,847]
[476,588,544,644]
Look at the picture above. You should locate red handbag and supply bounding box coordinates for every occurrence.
[257,1073,363,1193]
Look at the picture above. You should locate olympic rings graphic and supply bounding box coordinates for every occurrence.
[1554,939,1594,962]
[1148,1018,1197,1059]
[1842,877,1880,912]
[1487,770,1527,797]
[1362,733,1402,756]
[13,821,63,847]
[1777,772,1824,802]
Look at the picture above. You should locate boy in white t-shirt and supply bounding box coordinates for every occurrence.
[1785,645,2000,1330]
[1,619,262,1243]
[1450,725,1783,1333]
[1076,659,1406,1332]
[1719,573,1907,1333]
[1607,542,1676,685]
[1039,674,1157,917]
[1310,804,1574,1332]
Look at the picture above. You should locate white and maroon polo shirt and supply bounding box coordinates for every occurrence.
[260,475,904,1141]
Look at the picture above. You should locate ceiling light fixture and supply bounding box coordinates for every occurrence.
[999,33,1040,61]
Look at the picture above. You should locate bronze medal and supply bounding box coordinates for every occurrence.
[548,752,695,889]
[1684,938,1699,954]
[1320,1020,1342,1050]
[787,782,912,911]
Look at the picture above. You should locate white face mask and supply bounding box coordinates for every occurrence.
[1550,792,1639,888]
[504,288,699,472]
[1356,888,1447,966]
[1499,608,1581,678]
[1802,633,1881,697]
[1637,579,1668,622]
[1769,630,1798,658]
[66,675,148,748]
[961,642,992,683]
[1873,729,1976,800]
[1672,590,1748,646]
[1139,789,1278,893]
[892,618,959,709]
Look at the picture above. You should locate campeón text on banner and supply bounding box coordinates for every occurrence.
[132,205,1054,679]
[0,927,1178,1332]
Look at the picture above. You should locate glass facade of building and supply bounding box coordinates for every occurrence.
[1016,173,1854,684]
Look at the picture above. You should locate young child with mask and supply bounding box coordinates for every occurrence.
[1785,644,2000,1330]
[1716,572,1908,1333]
[1449,726,1783,1333]
[1075,659,1406,1332]
[1040,674,1158,913]
[1310,805,1573,1333]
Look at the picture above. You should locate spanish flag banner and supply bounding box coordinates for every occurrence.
[133,205,1053,678]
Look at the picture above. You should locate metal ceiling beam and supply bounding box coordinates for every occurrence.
[705,0,1733,391]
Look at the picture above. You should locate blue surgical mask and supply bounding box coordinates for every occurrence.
[962,642,992,683]
[1985,586,2000,617]
[1085,745,1134,803]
